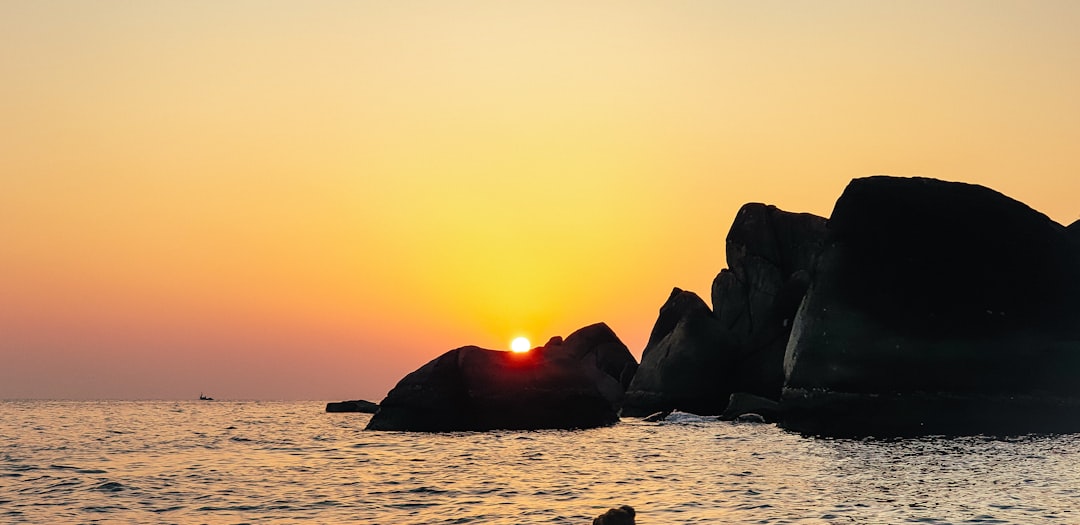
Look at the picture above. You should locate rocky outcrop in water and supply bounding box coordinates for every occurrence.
[719,392,781,423]
[593,505,636,525]
[712,203,828,400]
[622,288,731,416]
[362,175,1080,437]
[555,324,639,391]
[782,176,1080,436]
[366,323,637,432]
[623,204,826,416]
[326,399,379,413]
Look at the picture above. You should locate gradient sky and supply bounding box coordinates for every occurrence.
[3,1,1079,400]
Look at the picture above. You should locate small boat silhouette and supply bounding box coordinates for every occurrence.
[199,393,214,401]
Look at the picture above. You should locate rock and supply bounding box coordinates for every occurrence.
[782,176,1080,437]
[364,348,472,432]
[366,323,636,432]
[622,288,732,416]
[719,392,780,423]
[556,323,639,392]
[712,203,827,400]
[735,413,766,424]
[325,399,379,413]
[593,505,635,525]
[624,204,827,417]
[641,409,673,422]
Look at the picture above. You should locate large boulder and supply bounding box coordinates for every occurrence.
[624,204,827,417]
[366,323,636,431]
[623,288,731,416]
[712,203,827,399]
[782,176,1080,436]
[556,323,639,391]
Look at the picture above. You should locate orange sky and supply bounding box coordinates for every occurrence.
[2,1,1079,400]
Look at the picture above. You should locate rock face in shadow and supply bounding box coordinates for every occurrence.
[719,392,781,423]
[326,399,379,413]
[624,204,827,417]
[623,289,731,416]
[782,176,1080,436]
[712,203,828,400]
[366,323,636,431]
[557,323,639,391]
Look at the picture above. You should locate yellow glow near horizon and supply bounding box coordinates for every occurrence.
[1,1,1079,400]
[510,337,532,353]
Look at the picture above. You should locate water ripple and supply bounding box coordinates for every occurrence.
[2,401,1080,524]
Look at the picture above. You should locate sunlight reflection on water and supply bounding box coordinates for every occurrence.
[2,401,1079,524]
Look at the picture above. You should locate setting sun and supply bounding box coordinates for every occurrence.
[510,337,531,353]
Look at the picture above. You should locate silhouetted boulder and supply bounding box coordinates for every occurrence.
[624,204,827,417]
[782,176,1080,436]
[326,399,379,413]
[593,505,635,525]
[712,203,827,400]
[556,323,639,392]
[366,323,635,431]
[623,288,731,416]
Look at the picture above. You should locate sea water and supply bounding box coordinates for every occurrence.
[2,401,1079,524]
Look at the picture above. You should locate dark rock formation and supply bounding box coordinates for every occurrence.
[623,288,731,416]
[326,399,379,413]
[719,392,780,423]
[556,323,639,391]
[366,323,636,432]
[593,505,635,525]
[712,203,827,400]
[782,176,1080,436]
[624,204,826,416]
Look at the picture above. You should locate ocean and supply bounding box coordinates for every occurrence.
[2,401,1079,524]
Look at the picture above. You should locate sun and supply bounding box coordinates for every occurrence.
[510,336,531,353]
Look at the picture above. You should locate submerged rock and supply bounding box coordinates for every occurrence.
[325,399,379,413]
[593,505,636,525]
[366,323,636,432]
[782,176,1080,436]
[719,392,781,423]
[734,413,766,424]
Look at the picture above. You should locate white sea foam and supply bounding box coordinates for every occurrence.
[657,410,717,424]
